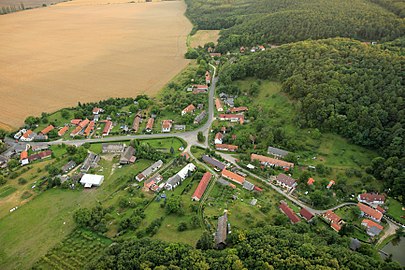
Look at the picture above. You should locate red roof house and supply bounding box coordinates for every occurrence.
[58,126,69,137]
[146,118,154,132]
[70,119,82,125]
[215,144,238,152]
[102,120,112,136]
[182,104,196,116]
[251,153,294,169]
[279,201,300,224]
[215,98,223,112]
[221,169,245,185]
[40,125,54,135]
[192,172,212,201]
[358,202,383,222]
[307,178,315,185]
[358,193,385,205]
[299,208,314,221]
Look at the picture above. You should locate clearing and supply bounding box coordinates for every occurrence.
[0,0,191,128]
[190,30,220,48]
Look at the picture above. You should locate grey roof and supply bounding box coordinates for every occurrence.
[215,213,228,246]
[81,153,99,172]
[166,174,182,187]
[243,180,255,191]
[202,155,226,170]
[0,155,8,163]
[250,198,258,206]
[368,226,382,236]
[267,146,289,157]
[120,146,136,163]
[62,160,76,172]
[225,98,234,107]
[217,178,230,186]
[194,111,207,124]
[276,174,296,187]
[174,125,186,130]
[137,160,163,181]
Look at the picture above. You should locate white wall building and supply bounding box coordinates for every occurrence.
[80,174,104,188]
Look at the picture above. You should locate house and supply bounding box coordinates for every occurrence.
[70,119,82,125]
[224,98,234,107]
[326,180,335,189]
[102,120,112,136]
[221,169,245,185]
[210,52,222,58]
[279,201,300,224]
[20,130,36,142]
[251,153,294,169]
[358,202,383,222]
[218,114,244,124]
[215,98,223,112]
[144,174,164,192]
[81,153,100,172]
[58,126,69,136]
[192,84,209,93]
[219,92,228,100]
[70,119,90,137]
[182,104,196,116]
[192,172,212,201]
[136,160,163,182]
[350,238,362,251]
[28,150,52,162]
[299,208,314,221]
[102,143,125,154]
[62,160,77,173]
[92,107,103,115]
[221,126,227,133]
[361,219,384,237]
[240,46,245,53]
[32,144,49,152]
[34,133,48,141]
[84,121,95,137]
[93,114,100,122]
[162,120,173,133]
[214,132,223,144]
[275,174,297,191]
[194,111,207,124]
[180,151,190,160]
[14,129,26,140]
[80,174,104,188]
[202,155,226,171]
[267,146,289,159]
[357,193,385,205]
[120,146,136,165]
[40,125,54,135]
[215,212,228,249]
[20,151,28,165]
[307,178,315,185]
[242,180,254,191]
[215,144,238,152]
[145,118,154,133]
[259,45,265,51]
[132,113,142,132]
[230,107,248,113]
[250,47,256,53]
[217,178,234,188]
[174,125,186,131]
[205,71,211,84]
[165,163,196,190]
[323,210,343,232]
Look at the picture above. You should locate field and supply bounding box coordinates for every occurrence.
[0,0,68,8]
[190,30,220,48]
[0,0,192,128]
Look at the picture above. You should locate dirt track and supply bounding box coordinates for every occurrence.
[0,0,191,128]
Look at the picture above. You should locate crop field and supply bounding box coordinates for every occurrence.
[0,0,191,128]
[0,0,67,8]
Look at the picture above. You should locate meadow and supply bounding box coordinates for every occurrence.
[0,0,191,128]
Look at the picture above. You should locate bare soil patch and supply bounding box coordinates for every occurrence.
[0,0,191,128]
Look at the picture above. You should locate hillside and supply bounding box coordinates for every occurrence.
[185,0,405,50]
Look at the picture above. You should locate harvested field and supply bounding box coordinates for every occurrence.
[0,0,191,128]
[0,0,68,9]
[190,30,220,48]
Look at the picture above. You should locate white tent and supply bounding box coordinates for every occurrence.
[80,174,104,188]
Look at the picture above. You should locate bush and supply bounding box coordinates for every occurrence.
[177,222,188,232]
[18,178,27,185]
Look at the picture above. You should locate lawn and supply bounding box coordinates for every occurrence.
[0,189,100,270]
[386,198,405,224]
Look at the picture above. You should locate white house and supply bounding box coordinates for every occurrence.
[165,163,196,190]
[20,130,36,142]
[80,174,104,188]
[214,132,223,144]
[162,120,173,133]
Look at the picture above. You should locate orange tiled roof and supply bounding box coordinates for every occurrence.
[222,169,245,185]
[358,202,383,221]
[40,125,54,135]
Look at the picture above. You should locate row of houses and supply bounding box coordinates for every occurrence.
[251,153,294,170]
[20,150,52,166]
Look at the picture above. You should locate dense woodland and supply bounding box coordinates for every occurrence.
[185,0,405,50]
[218,38,405,199]
[87,224,401,269]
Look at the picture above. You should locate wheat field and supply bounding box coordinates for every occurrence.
[0,0,191,128]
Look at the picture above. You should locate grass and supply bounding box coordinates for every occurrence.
[0,189,100,270]
[386,198,405,224]
[190,30,220,48]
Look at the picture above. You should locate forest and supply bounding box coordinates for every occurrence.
[87,224,401,269]
[185,0,405,50]
[218,38,404,199]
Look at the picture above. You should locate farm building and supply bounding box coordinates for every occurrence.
[215,212,228,249]
[120,146,136,165]
[251,153,294,169]
[102,143,125,153]
[191,172,212,201]
[275,174,297,191]
[267,146,289,158]
[80,174,104,188]
[279,201,300,224]
[62,160,76,173]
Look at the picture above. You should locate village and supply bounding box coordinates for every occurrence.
[0,43,403,262]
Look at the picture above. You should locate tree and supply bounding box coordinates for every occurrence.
[165,195,184,215]
[0,176,6,186]
[18,178,27,185]
[196,231,213,250]
[61,109,70,119]
[8,159,19,169]
[197,131,205,143]
[170,147,175,155]
[177,222,188,231]
[24,116,39,126]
